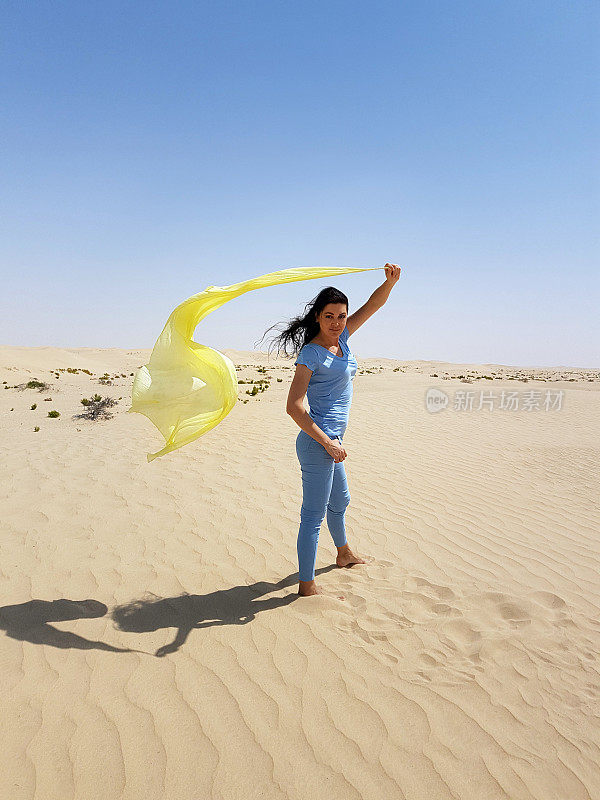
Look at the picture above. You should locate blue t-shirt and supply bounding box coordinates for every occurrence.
[294,326,358,438]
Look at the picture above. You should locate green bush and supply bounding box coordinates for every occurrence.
[76,394,118,420]
[34,426,40,432]
[31,403,37,410]
[47,410,60,418]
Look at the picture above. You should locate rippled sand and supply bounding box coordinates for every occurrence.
[1,344,599,800]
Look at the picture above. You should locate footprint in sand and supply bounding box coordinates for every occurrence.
[498,601,531,621]
[531,590,567,609]
[410,576,457,601]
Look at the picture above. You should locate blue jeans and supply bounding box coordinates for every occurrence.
[295,429,350,581]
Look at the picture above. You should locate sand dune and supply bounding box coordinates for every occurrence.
[1,345,599,800]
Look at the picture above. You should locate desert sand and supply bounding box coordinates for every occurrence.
[1,343,599,800]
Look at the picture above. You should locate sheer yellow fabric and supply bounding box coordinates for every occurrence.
[128,265,381,461]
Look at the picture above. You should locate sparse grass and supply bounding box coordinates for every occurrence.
[75,394,118,420]
[240,378,270,390]
[58,367,92,375]
[22,379,50,391]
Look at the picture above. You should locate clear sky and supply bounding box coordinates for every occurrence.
[2,1,598,367]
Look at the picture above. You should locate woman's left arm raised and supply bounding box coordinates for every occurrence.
[346,263,402,336]
[368,263,402,308]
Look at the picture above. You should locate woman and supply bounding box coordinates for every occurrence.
[262,263,401,596]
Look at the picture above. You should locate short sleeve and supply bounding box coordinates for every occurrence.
[294,345,319,373]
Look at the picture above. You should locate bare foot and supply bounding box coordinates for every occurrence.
[336,549,369,568]
[298,580,345,600]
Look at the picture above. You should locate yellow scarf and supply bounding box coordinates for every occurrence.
[128,265,382,461]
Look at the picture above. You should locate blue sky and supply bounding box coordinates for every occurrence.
[2,0,598,366]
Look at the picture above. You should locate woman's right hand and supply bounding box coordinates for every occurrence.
[326,438,347,462]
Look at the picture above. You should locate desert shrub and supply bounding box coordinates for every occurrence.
[75,394,118,421]
[25,380,50,391]
[34,426,40,432]
[47,410,60,418]
[31,403,37,410]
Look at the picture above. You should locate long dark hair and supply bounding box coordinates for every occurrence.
[255,286,349,359]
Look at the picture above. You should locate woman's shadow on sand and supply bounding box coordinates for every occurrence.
[112,570,329,657]
[0,568,335,657]
[0,598,137,653]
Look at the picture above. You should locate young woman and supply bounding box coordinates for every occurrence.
[264,263,401,596]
